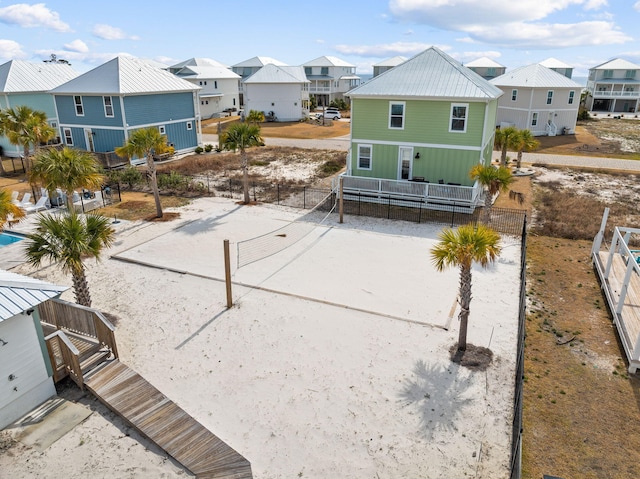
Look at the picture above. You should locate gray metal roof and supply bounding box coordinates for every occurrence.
[591,58,640,70]
[303,55,354,67]
[169,57,228,70]
[243,64,309,84]
[347,47,503,100]
[0,60,78,93]
[176,66,240,80]
[490,64,583,88]
[373,56,407,67]
[539,57,572,69]
[232,56,287,68]
[465,57,505,68]
[50,56,200,95]
[0,270,67,321]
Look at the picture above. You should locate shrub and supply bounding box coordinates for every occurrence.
[577,108,591,121]
[329,99,349,111]
[157,170,185,190]
[318,159,344,177]
[204,144,213,152]
[119,165,143,189]
[194,146,204,154]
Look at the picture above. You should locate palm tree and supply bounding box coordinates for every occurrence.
[513,129,540,170]
[494,126,519,167]
[246,110,265,124]
[24,212,115,307]
[220,122,263,204]
[431,224,501,353]
[469,164,514,223]
[116,127,171,218]
[30,147,104,210]
[0,188,25,229]
[0,106,55,173]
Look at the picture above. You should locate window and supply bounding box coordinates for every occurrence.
[74,96,84,116]
[63,128,73,145]
[626,70,636,79]
[233,98,236,106]
[357,144,372,170]
[50,121,57,128]
[389,101,405,129]
[186,122,192,130]
[199,81,207,85]
[487,67,496,77]
[546,90,553,105]
[603,69,613,78]
[304,67,312,75]
[214,81,218,89]
[568,91,575,105]
[103,96,114,117]
[449,103,468,132]
[159,125,166,135]
[531,112,538,127]
[320,67,329,75]
[511,89,518,101]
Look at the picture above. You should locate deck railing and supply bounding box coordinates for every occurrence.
[45,330,84,389]
[39,298,118,359]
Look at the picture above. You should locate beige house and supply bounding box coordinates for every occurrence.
[465,57,506,80]
[372,56,407,77]
[302,56,360,106]
[491,64,582,136]
[585,58,640,114]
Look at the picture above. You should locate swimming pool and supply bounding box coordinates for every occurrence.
[0,232,25,247]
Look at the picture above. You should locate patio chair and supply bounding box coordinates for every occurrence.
[23,196,49,214]
[19,192,32,207]
[10,191,19,203]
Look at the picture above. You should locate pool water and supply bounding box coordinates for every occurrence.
[0,232,24,247]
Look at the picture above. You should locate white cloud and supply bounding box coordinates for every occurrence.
[635,1,640,11]
[0,3,69,32]
[92,24,139,41]
[64,39,89,53]
[0,39,25,60]
[584,0,607,9]
[403,29,414,36]
[466,21,630,48]
[334,41,448,57]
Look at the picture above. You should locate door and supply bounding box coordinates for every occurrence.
[84,129,95,152]
[398,147,413,180]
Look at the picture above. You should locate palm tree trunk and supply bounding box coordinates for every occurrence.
[147,155,163,218]
[72,265,92,307]
[516,150,523,170]
[483,188,492,224]
[500,143,508,167]
[457,264,472,352]
[241,150,250,204]
[0,156,6,176]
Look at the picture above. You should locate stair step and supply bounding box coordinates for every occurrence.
[80,349,111,374]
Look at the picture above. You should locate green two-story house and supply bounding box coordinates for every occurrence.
[344,47,502,210]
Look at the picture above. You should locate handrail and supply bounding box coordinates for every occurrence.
[93,311,119,359]
[45,330,84,390]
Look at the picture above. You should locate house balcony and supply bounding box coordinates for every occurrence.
[334,174,483,212]
[592,90,640,99]
[309,86,332,93]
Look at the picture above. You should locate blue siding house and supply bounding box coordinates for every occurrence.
[0,60,78,157]
[50,56,201,164]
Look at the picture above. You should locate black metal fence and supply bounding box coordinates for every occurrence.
[0,156,27,176]
[510,218,528,479]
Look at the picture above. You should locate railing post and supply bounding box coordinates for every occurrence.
[303,186,306,209]
[277,184,280,205]
[387,196,391,219]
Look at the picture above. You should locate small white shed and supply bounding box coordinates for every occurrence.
[0,270,67,430]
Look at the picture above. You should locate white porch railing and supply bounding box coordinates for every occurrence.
[593,91,640,98]
[309,86,332,93]
[546,122,558,137]
[333,174,483,211]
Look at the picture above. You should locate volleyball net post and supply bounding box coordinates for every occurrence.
[223,239,233,308]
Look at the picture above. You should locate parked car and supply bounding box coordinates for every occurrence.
[318,110,341,120]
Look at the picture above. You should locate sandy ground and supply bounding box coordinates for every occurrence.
[1,197,521,479]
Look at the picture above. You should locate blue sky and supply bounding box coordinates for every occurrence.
[0,0,638,78]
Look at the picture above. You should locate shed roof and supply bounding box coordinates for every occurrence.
[0,60,78,93]
[591,58,640,71]
[490,64,583,88]
[232,56,287,68]
[243,64,309,84]
[50,56,200,95]
[465,57,505,68]
[347,47,502,100]
[0,270,67,322]
[303,56,354,67]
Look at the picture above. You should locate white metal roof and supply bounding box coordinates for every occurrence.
[347,47,503,100]
[373,56,407,67]
[50,56,200,95]
[591,58,640,71]
[243,64,309,84]
[490,64,583,88]
[0,60,78,93]
[303,56,355,67]
[465,57,505,68]
[232,56,287,68]
[539,57,573,69]
[0,270,67,321]
[170,57,228,70]
[176,66,240,80]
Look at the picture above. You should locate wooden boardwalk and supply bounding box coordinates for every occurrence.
[85,360,252,479]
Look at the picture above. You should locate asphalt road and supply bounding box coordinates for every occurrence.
[202,133,640,172]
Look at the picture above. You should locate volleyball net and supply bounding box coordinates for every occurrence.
[236,189,337,268]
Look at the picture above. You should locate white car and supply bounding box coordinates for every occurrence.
[318,110,341,120]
